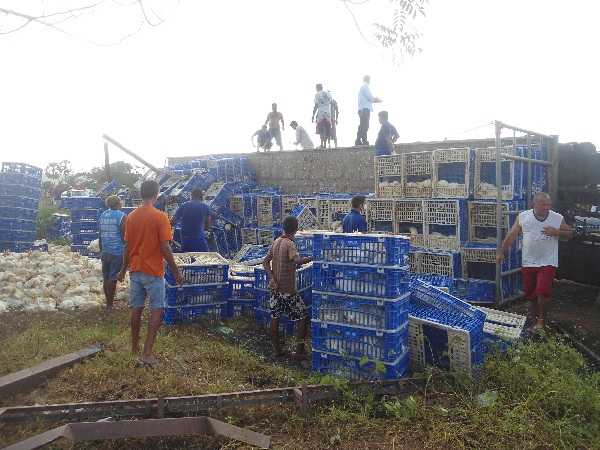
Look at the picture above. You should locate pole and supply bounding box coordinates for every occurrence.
[494,120,503,308]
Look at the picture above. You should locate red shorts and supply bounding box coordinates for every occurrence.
[522,266,556,300]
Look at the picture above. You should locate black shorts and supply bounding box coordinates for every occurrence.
[269,290,309,320]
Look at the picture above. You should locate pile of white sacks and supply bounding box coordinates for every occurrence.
[0,244,129,313]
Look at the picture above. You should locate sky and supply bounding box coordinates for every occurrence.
[0,0,599,174]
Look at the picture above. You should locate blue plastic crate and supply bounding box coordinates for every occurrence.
[70,244,100,258]
[313,233,410,267]
[254,263,313,291]
[121,207,137,215]
[478,306,526,353]
[97,181,120,198]
[70,209,102,222]
[312,290,410,330]
[226,299,255,317]
[232,244,270,263]
[294,234,313,258]
[165,252,229,285]
[312,349,409,381]
[313,263,410,299]
[165,283,228,307]
[213,207,244,229]
[253,308,297,335]
[451,278,495,303]
[311,321,409,363]
[162,302,226,325]
[61,197,104,210]
[0,184,40,199]
[210,229,229,257]
[0,217,35,230]
[0,172,42,188]
[205,183,234,210]
[0,241,34,252]
[71,221,99,234]
[2,162,42,176]
[228,277,255,300]
[72,232,98,246]
[0,229,35,242]
[254,286,312,311]
[409,273,453,291]
[0,196,38,209]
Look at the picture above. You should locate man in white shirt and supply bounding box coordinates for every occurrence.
[355,75,382,146]
[311,83,332,149]
[496,192,572,334]
[290,121,314,150]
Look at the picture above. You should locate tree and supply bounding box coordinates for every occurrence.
[45,160,73,185]
[83,161,144,191]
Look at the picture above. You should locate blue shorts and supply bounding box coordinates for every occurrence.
[101,253,123,281]
[181,238,209,252]
[268,127,282,146]
[129,271,166,310]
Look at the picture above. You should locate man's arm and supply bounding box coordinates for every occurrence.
[161,241,184,286]
[169,215,179,227]
[292,254,313,265]
[264,113,270,127]
[204,214,211,233]
[385,136,395,154]
[496,217,522,265]
[120,214,127,241]
[312,104,318,122]
[117,242,130,282]
[280,113,284,131]
[262,253,277,289]
[541,218,573,240]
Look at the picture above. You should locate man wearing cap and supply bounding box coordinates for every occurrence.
[312,83,332,149]
[290,121,314,150]
[99,195,127,310]
[169,188,212,252]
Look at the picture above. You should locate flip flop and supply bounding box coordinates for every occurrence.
[137,360,159,367]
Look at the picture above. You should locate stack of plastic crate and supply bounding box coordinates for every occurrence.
[290,205,321,231]
[294,230,316,258]
[45,213,71,240]
[227,262,259,318]
[253,262,313,334]
[460,243,511,299]
[207,157,235,182]
[328,197,353,226]
[366,198,398,234]
[474,146,525,200]
[257,194,282,228]
[68,203,103,257]
[423,199,468,251]
[432,147,475,198]
[408,279,486,376]
[281,195,299,216]
[311,233,411,381]
[163,171,217,202]
[375,154,403,198]
[404,152,433,198]
[397,199,424,248]
[0,162,42,252]
[162,252,229,325]
[233,157,249,182]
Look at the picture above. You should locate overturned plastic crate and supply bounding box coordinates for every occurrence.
[411,249,461,278]
[61,197,104,210]
[205,182,234,211]
[313,263,411,299]
[311,320,409,363]
[404,152,433,198]
[409,273,453,292]
[241,227,258,245]
[468,200,519,244]
[166,252,229,285]
[96,180,119,199]
[375,154,403,198]
[432,147,475,198]
[312,290,410,331]
[474,146,524,200]
[366,198,397,234]
[165,283,228,307]
[70,244,100,258]
[163,303,226,325]
[281,194,300,215]
[257,194,282,228]
[298,197,318,216]
[254,262,313,291]
[257,227,282,246]
[423,199,468,251]
[451,278,495,303]
[312,348,409,381]
[476,306,527,352]
[290,205,321,231]
[232,244,270,263]
[313,233,410,267]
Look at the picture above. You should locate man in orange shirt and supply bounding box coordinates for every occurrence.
[117,180,184,366]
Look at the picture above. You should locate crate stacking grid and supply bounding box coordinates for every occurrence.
[474,146,525,200]
[162,252,230,325]
[290,205,321,231]
[366,198,398,234]
[423,199,468,251]
[375,154,403,198]
[432,147,475,198]
[253,262,313,335]
[404,152,433,198]
[311,233,411,380]
[467,200,521,244]
[408,280,486,375]
[0,163,42,252]
[257,194,282,228]
[396,199,424,248]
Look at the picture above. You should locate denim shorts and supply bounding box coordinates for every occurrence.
[101,253,123,281]
[129,271,166,309]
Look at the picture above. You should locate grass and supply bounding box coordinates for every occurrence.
[1,308,600,449]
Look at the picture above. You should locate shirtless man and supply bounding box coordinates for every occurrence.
[265,103,285,151]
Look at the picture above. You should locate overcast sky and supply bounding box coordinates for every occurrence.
[1,0,598,173]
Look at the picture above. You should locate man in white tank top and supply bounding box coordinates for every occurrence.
[496,192,572,334]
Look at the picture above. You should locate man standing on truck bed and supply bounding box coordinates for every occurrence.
[496,192,572,334]
[265,103,285,151]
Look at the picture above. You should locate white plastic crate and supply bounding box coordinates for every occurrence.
[229,196,245,218]
[375,154,403,198]
[257,195,282,227]
[423,199,468,251]
[432,147,474,198]
[411,249,461,278]
[298,197,318,214]
[281,195,299,215]
[474,147,523,200]
[404,152,433,198]
[460,244,508,280]
[241,227,258,245]
[328,198,352,225]
[316,198,331,228]
[476,306,527,342]
[468,201,515,244]
[258,228,281,246]
[366,198,398,234]
[291,205,321,231]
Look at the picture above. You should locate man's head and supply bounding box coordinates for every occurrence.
[271,103,278,111]
[261,125,267,132]
[351,194,367,210]
[290,121,298,130]
[363,75,371,84]
[105,195,122,210]
[316,83,323,92]
[191,188,204,201]
[533,192,551,218]
[378,111,389,124]
[140,180,159,201]
[283,216,299,235]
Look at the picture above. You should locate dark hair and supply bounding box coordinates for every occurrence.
[290,121,298,127]
[378,110,388,120]
[351,194,366,209]
[283,216,299,235]
[140,180,159,200]
[316,83,323,90]
[191,188,204,200]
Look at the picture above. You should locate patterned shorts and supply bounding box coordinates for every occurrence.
[269,290,309,320]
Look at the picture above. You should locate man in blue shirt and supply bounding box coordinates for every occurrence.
[99,195,127,309]
[375,111,398,156]
[355,75,382,146]
[342,195,368,233]
[169,188,212,252]
[251,125,273,151]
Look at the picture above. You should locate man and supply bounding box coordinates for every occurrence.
[264,103,285,151]
[355,75,382,146]
[312,84,332,149]
[290,120,314,150]
[262,216,313,358]
[169,188,212,252]
[117,180,184,366]
[251,125,273,152]
[496,192,572,334]
[375,111,397,156]
[342,195,368,233]
[329,97,339,148]
[98,195,126,310]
